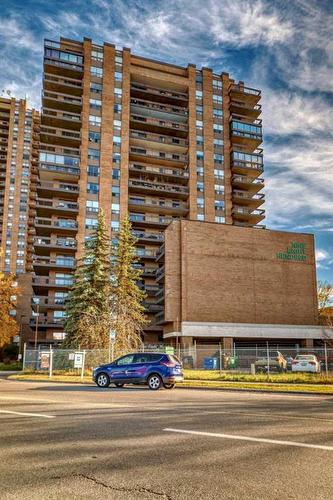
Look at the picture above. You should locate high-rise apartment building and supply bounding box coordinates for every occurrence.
[0,97,39,275]
[32,36,265,345]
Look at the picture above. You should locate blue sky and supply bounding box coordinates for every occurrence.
[1,0,332,281]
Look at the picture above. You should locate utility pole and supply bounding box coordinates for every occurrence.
[34,298,40,349]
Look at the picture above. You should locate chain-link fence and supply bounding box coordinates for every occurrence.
[23,344,333,376]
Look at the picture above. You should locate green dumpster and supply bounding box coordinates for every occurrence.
[229,356,238,369]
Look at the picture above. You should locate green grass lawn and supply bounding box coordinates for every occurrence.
[0,362,22,371]
[8,369,333,394]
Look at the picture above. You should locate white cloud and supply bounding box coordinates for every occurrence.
[316,249,330,262]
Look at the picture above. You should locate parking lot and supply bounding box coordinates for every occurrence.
[0,377,333,499]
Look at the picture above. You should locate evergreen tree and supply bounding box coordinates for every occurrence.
[112,215,148,352]
[63,210,112,348]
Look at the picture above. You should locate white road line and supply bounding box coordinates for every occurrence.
[0,410,55,419]
[164,428,333,451]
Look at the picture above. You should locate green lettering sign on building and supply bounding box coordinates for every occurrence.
[276,241,307,262]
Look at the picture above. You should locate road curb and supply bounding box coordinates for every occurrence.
[176,385,333,397]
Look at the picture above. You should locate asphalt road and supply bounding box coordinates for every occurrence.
[0,377,333,500]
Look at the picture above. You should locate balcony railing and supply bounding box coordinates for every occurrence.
[38,181,79,194]
[131,98,188,116]
[35,217,78,229]
[129,163,189,179]
[129,198,188,212]
[130,130,188,147]
[136,249,157,258]
[130,114,188,131]
[131,82,188,101]
[230,84,261,97]
[129,179,189,196]
[233,207,265,216]
[130,147,188,163]
[32,296,68,307]
[130,214,174,225]
[232,175,264,186]
[32,277,74,287]
[37,199,79,211]
[232,191,265,201]
[231,120,262,140]
[39,163,80,176]
[133,231,164,242]
[33,257,76,267]
[33,236,77,249]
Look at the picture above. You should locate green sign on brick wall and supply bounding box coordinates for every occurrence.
[276,241,307,262]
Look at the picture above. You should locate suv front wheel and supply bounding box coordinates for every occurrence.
[147,374,162,390]
[96,372,110,388]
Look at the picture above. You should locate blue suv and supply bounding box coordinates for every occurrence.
[93,352,183,390]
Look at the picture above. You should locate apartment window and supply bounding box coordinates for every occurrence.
[90,82,103,94]
[91,50,103,61]
[89,131,101,143]
[87,182,99,194]
[113,136,121,145]
[215,216,225,223]
[214,154,224,164]
[197,214,204,221]
[113,153,121,164]
[196,105,203,114]
[86,218,98,229]
[197,198,204,209]
[214,124,223,133]
[213,108,223,118]
[197,182,204,193]
[115,55,123,65]
[86,200,99,212]
[115,72,122,81]
[215,200,225,211]
[40,152,79,167]
[90,98,102,109]
[112,203,120,214]
[197,166,204,176]
[114,104,122,114]
[196,120,203,129]
[214,138,224,146]
[113,119,122,130]
[111,186,120,198]
[214,169,224,179]
[112,168,120,180]
[89,115,101,126]
[114,88,122,97]
[196,151,204,160]
[196,135,204,146]
[91,66,103,77]
[88,148,100,161]
[196,73,203,83]
[111,221,120,231]
[213,95,223,103]
[45,48,83,65]
[87,165,100,177]
[213,79,222,89]
[215,184,224,195]
[196,90,203,99]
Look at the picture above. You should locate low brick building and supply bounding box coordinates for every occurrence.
[156,220,326,348]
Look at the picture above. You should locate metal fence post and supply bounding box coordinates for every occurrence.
[324,342,328,378]
[49,346,53,378]
[81,350,86,380]
[219,343,222,375]
[22,343,27,371]
[266,342,270,375]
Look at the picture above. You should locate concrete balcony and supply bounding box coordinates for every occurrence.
[30,316,64,329]
[136,249,157,260]
[232,190,265,208]
[133,230,164,244]
[36,198,79,216]
[130,214,174,229]
[230,101,262,120]
[31,296,67,311]
[231,152,264,178]
[40,125,81,148]
[129,146,188,167]
[229,84,261,105]
[42,108,81,131]
[33,256,76,274]
[130,130,188,151]
[129,197,189,216]
[232,206,265,224]
[42,91,82,114]
[232,175,264,192]
[44,73,83,97]
[35,217,78,236]
[131,82,188,106]
[130,98,188,119]
[155,264,165,281]
[37,181,79,199]
[130,114,188,138]
[129,162,189,184]
[32,276,73,290]
[128,179,189,199]
[33,236,77,255]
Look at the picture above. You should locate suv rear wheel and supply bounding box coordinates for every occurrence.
[148,374,162,390]
[96,373,110,388]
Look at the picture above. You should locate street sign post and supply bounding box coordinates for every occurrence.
[109,329,116,362]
